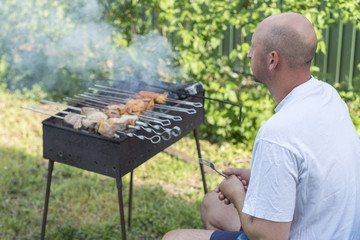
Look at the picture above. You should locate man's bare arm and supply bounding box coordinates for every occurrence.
[217,175,291,240]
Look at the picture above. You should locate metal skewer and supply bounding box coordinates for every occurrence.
[64,97,182,135]
[128,125,171,141]
[40,100,82,111]
[21,107,64,119]
[41,99,181,135]
[87,88,198,114]
[23,105,163,143]
[92,84,203,108]
[78,95,173,126]
[64,97,105,109]
[117,131,161,144]
[80,92,183,121]
[28,105,85,117]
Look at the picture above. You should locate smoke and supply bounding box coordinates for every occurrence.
[0,0,184,98]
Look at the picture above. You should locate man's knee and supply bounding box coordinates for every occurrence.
[162,229,180,240]
[201,191,219,229]
[202,191,218,211]
[201,191,241,231]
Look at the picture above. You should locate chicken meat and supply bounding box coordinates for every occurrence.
[64,112,83,129]
[137,90,168,104]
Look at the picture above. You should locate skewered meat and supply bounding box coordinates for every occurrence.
[142,98,155,111]
[121,115,139,126]
[103,103,128,118]
[126,99,147,113]
[64,112,83,129]
[81,108,108,129]
[81,107,99,116]
[82,119,98,132]
[126,98,155,113]
[65,109,139,138]
[97,115,139,137]
[84,109,108,122]
[98,117,128,138]
[137,90,168,104]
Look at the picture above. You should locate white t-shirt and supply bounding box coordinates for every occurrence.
[242,77,360,239]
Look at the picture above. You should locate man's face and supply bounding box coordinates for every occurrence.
[247,28,268,84]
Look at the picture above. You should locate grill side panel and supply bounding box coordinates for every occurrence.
[43,124,130,178]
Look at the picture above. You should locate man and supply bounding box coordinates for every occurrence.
[162,12,360,240]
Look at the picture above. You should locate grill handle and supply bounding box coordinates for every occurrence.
[149,84,243,123]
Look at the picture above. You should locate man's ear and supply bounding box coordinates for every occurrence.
[269,51,279,71]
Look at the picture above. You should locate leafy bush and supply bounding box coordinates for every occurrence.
[102,0,360,144]
[338,89,360,136]
[1,0,359,144]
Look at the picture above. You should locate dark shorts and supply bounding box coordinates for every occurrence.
[210,228,249,240]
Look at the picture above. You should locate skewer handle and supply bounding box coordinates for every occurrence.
[28,105,85,117]
[145,112,182,121]
[40,100,82,112]
[118,132,161,144]
[22,107,64,119]
[191,102,203,108]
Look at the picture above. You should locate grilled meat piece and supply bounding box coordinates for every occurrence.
[81,109,108,130]
[103,103,128,118]
[98,117,128,138]
[120,114,139,126]
[64,106,141,138]
[64,112,83,129]
[142,98,155,111]
[126,99,147,113]
[97,115,140,138]
[138,90,168,104]
[84,108,108,122]
[81,107,99,116]
[126,98,155,113]
[82,119,98,133]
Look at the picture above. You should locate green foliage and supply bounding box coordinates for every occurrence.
[338,89,360,136]
[200,81,276,147]
[101,0,360,143]
[2,0,360,143]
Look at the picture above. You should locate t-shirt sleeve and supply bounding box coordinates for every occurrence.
[242,139,299,222]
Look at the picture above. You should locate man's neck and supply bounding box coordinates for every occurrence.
[268,70,312,105]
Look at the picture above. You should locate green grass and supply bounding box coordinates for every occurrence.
[0,88,251,240]
[3,87,358,239]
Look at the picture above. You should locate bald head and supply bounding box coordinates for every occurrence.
[257,12,317,69]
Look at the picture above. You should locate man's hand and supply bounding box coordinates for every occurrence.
[222,168,250,193]
[215,175,246,207]
[223,168,250,182]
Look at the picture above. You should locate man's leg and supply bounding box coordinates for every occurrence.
[162,229,214,240]
[201,191,241,231]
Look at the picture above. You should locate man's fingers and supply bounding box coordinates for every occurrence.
[218,193,225,201]
[222,168,241,175]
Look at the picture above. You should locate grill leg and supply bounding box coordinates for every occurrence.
[193,129,207,194]
[116,177,127,240]
[128,171,133,230]
[41,160,54,240]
